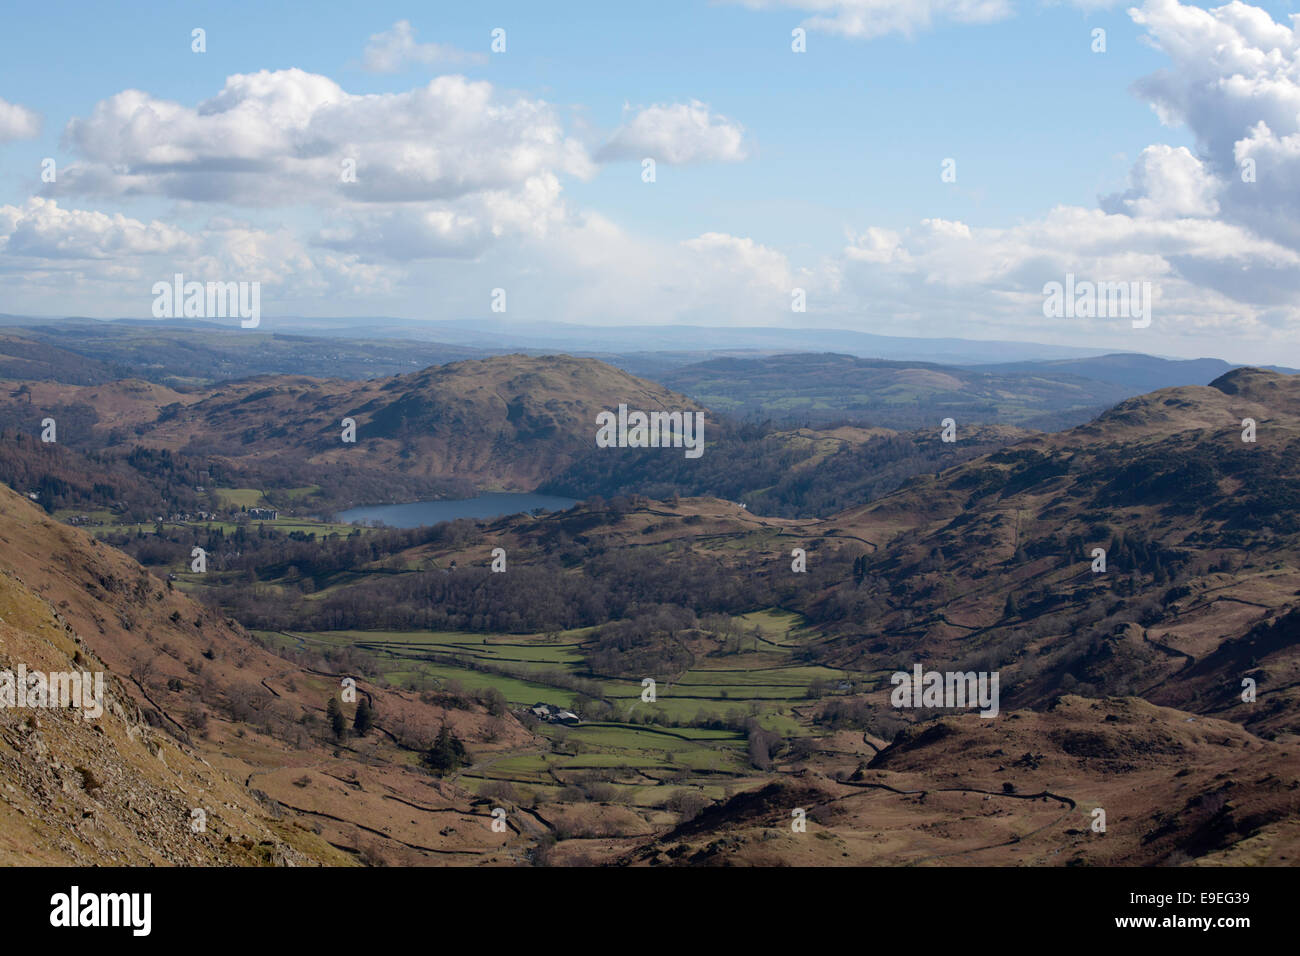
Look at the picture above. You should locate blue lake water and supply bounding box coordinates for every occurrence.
[336,492,578,528]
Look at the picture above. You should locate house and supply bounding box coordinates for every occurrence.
[247,508,278,521]
[527,702,579,725]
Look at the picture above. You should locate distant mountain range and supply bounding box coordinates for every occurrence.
[654,352,1297,429]
[0,312,1185,364]
[0,317,1293,435]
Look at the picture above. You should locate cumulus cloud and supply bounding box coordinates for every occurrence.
[0,197,196,260]
[361,20,487,72]
[840,205,1300,321]
[1110,0,1300,258]
[0,197,398,313]
[509,217,811,326]
[597,101,748,164]
[46,69,596,258]
[825,0,1300,351]
[56,70,594,211]
[818,0,1300,355]
[1101,145,1220,218]
[9,0,1300,361]
[0,97,41,143]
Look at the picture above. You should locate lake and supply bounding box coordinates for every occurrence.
[335,492,578,528]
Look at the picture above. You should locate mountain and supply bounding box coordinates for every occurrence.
[0,487,338,864]
[0,314,1130,367]
[131,354,705,495]
[539,421,1034,517]
[265,317,1127,364]
[622,697,1300,866]
[813,367,1300,739]
[220,356,1300,865]
[656,352,1130,429]
[0,332,130,386]
[0,354,708,511]
[974,352,1298,394]
[0,482,543,865]
[5,352,1300,866]
[655,352,1300,430]
[6,323,497,386]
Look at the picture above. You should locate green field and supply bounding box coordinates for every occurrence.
[256,608,864,802]
[213,487,266,508]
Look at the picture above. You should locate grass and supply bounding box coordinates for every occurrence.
[213,487,266,508]
[256,608,858,806]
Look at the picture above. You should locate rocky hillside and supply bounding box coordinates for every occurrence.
[621,696,1300,866]
[0,483,541,865]
[0,566,337,865]
[813,367,1300,737]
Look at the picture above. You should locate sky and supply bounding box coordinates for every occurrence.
[1,0,1299,363]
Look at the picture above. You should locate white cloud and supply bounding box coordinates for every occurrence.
[1119,0,1300,253]
[730,0,1015,39]
[0,197,196,260]
[361,20,487,73]
[7,0,1300,363]
[561,225,800,324]
[0,197,397,310]
[57,70,594,211]
[0,97,41,143]
[598,101,748,164]
[1101,144,1220,218]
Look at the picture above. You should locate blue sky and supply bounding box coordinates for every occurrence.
[2,1,1299,363]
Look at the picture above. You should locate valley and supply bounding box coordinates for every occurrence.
[0,336,1297,867]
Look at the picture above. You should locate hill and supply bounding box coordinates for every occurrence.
[0,354,708,513]
[657,352,1128,429]
[4,359,1300,867]
[135,354,706,494]
[976,352,1298,395]
[812,367,1300,739]
[0,482,543,865]
[621,697,1300,866]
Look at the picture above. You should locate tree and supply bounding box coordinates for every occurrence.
[481,686,507,717]
[326,696,347,740]
[423,724,469,775]
[352,698,373,736]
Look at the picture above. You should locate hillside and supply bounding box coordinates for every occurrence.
[814,367,1300,738]
[622,697,1300,866]
[3,362,1300,867]
[0,561,334,865]
[0,353,710,513]
[657,352,1130,429]
[540,419,1034,517]
[0,483,544,865]
[5,323,496,386]
[976,353,1298,394]
[0,332,130,386]
[76,354,697,492]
